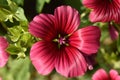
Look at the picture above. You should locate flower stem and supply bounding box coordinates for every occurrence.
[0,22,8,31]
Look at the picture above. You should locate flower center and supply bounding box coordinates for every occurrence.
[53,34,70,49]
[58,37,66,45]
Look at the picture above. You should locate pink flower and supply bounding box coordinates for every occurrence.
[0,77,2,80]
[0,36,9,67]
[108,24,119,40]
[29,6,101,77]
[83,0,120,23]
[92,69,120,80]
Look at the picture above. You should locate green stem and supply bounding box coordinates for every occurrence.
[113,22,120,32]
[0,22,8,31]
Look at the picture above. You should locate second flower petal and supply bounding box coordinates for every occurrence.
[55,46,87,77]
[92,69,109,80]
[30,41,57,75]
[69,26,101,55]
[0,37,9,67]
[29,14,56,41]
[54,6,80,34]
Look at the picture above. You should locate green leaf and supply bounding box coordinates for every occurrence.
[0,8,13,22]
[7,57,30,80]
[17,52,26,59]
[7,44,23,55]
[0,0,8,7]
[7,43,27,58]
[12,0,24,6]
[7,0,18,12]
[19,32,32,47]
[13,7,27,21]
[0,0,27,22]
[19,21,28,31]
[7,0,27,21]
[36,0,51,13]
[8,26,22,42]
[16,58,30,80]
[64,0,82,13]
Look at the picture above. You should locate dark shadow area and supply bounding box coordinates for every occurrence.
[23,0,37,21]
[42,0,64,14]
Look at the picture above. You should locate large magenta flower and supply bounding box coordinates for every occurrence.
[83,0,120,23]
[29,6,101,77]
[92,69,120,80]
[0,36,9,67]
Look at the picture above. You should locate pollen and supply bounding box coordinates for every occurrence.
[53,34,70,48]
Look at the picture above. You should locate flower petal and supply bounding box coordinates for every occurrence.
[115,76,120,80]
[0,37,9,67]
[92,69,109,80]
[112,0,120,23]
[69,26,101,55]
[54,6,80,34]
[109,69,119,80]
[82,0,101,9]
[29,14,56,41]
[89,8,113,22]
[0,77,2,80]
[55,46,87,77]
[83,0,120,23]
[30,41,57,75]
